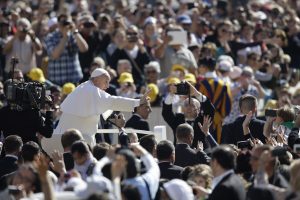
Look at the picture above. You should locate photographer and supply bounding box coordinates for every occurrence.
[44,14,88,86]
[3,17,42,74]
[162,81,215,149]
[0,78,54,144]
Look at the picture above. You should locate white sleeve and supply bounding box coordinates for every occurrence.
[164,94,175,105]
[141,154,160,199]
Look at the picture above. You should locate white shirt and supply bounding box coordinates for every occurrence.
[211,169,234,190]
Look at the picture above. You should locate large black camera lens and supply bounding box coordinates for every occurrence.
[62,20,71,26]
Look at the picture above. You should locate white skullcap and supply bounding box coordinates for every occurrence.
[163,179,194,200]
[91,68,109,78]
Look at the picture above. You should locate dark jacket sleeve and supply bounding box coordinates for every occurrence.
[38,111,54,138]
[221,123,235,144]
[162,102,177,131]
[196,150,210,165]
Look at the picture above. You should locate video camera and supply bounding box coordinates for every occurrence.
[5,57,47,111]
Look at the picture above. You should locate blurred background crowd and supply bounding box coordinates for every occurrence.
[0,0,300,199]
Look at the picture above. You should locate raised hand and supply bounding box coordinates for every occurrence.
[140,89,151,105]
[50,150,66,174]
[198,115,212,136]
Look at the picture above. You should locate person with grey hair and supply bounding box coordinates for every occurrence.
[3,17,42,74]
[174,123,210,167]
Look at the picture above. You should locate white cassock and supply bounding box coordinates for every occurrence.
[52,80,140,148]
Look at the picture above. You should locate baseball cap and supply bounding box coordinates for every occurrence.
[217,60,233,72]
[62,82,76,95]
[118,72,134,83]
[27,68,45,83]
[184,73,196,84]
[176,15,192,24]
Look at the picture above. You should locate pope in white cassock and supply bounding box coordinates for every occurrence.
[52,68,149,147]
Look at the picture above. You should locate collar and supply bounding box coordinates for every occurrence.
[211,169,234,190]
[205,71,217,78]
[5,154,19,160]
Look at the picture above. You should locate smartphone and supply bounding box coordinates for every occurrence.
[265,109,278,117]
[294,144,300,153]
[237,140,251,149]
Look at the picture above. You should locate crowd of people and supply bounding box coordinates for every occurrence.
[0,0,300,199]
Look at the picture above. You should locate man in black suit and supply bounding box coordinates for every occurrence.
[208,145,246,200]
[162,82,215,149]
[125,99,151,138]
[0,135,23,178]
[61,129,84,171]
[221,94,265,145]
[174,123,210,167]
[157,140,183,180]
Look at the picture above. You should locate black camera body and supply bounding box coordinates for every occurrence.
[62,20,71,26]
[6,81,46,110]
[175,82,190,95]
[237,140,251,149]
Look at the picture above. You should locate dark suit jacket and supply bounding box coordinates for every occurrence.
[162,98,215,149]
[0,156,18,178]
[158,161,183,180]
[125,114,150,138]
[0,106,53,144]
[174,143,210,167]
[208,172,246,200]
[221,116,265,145]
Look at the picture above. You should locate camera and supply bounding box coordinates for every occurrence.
[127,35,138,43]
[62,19,72,26]
[21,27,29,34]
[265,109,278,117]
[83,22,94,28]
[175,82,190,95]
[6,81,46,110]
[237,140,251,149]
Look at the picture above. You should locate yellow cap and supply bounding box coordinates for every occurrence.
[264,99,278,110]
[62,82,76,95]
[147,83,159,103]
[184,73,196,84]
[167,77,181,85]
[118,72,134,83]
[27,68,45,83]
[171,64,186,72]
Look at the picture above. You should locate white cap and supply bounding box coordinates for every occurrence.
[48,17,58,28]
[163,179,194,200]
[218,60,233,72]
[217,55,234,66]
[144,16,157,26]
[75,175,113,199]
[229,66,242,80]
[91,68,110,78]
[145,61,161,73]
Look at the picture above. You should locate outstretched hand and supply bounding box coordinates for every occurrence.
[140,89,151,105]
[198,115,213,136]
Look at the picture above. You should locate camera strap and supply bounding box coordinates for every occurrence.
[124,49,145,81]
